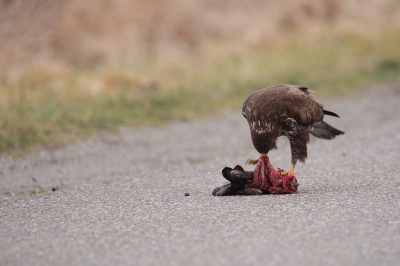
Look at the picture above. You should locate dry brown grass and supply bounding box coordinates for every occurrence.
[1,0,399,80]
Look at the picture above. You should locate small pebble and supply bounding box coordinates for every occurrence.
[51,187,58,192]
[184,193,190,196]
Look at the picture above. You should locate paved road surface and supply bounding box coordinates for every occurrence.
[1,85,399,266]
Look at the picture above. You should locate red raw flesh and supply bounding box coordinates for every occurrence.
[245,156,298,194]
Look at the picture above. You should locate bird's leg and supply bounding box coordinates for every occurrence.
[246,153,266,165]
[289,164,295,174]
[281,135,305,176]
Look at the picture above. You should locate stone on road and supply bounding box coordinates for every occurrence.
[1,85,400,266]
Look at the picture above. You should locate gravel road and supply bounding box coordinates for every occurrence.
[1,84,400,266]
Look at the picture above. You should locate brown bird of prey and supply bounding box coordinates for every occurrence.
[242,84,344,174]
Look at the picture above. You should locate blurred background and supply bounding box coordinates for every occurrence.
[1,0,400,154]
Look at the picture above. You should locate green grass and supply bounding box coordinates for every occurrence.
[28,188,45,196]
[1,30,400,155]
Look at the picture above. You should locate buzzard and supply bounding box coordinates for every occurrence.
[242,84,344,174]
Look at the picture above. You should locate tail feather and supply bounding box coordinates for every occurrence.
[309,121,345,139]
[323,109,340,118]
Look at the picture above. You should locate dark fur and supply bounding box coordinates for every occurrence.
[213,166,261,196]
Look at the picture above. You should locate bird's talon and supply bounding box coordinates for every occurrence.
[246,158,259,165]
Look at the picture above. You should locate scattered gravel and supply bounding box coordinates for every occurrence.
[1,84,399,266]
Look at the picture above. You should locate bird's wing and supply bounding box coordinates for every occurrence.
[279,85,324,126]
[242,85,324,126]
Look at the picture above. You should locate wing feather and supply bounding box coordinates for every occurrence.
[242,85,323,127]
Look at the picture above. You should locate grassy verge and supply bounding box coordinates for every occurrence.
[1,30,400,155]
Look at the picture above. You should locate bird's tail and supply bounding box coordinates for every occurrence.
[323,109,340,118]
[309,121,345,139]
